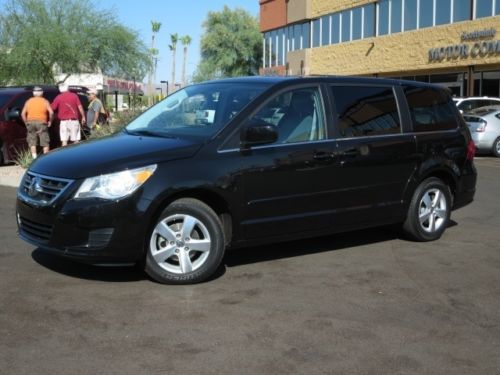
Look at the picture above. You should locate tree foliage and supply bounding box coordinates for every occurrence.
[0,0,150,85]
[194,6,262,82]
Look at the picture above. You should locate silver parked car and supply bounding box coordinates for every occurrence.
[453,97,500,113]
[463,106,500,157]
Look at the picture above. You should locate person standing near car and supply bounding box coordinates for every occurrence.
[21,86,54,159]
[86,89,104,134]
[51,84,85,147]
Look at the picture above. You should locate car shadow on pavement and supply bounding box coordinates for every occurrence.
[31,249,146,282]
[30,221,458,282]
[224,224,402,267]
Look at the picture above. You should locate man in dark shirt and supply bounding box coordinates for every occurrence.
[51,84,86,146]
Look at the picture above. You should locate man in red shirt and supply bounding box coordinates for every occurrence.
[51,84,86,147]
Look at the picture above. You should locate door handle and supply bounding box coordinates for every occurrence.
[335,148,360,158]
[313,152,334,161]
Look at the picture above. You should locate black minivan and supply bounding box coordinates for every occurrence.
[16,76,477,284]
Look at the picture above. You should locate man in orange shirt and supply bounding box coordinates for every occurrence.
[21,87,54,158]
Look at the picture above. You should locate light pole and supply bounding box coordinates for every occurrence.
[160,80,169,96]
[132,76,136,112]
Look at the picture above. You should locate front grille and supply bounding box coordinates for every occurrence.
[18,215,53,242]
[18,172,73,206]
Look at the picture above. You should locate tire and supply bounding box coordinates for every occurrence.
[492,137,500,157]
[403,177,452,242]
[145,198,225,284]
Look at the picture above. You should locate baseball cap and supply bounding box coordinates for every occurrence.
[87,89,98,95]
[33,86,43,92]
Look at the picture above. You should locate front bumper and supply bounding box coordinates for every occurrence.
[16,192,154,264]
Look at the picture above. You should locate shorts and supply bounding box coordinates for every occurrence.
[26,122,50,147]
[60,120,81,142]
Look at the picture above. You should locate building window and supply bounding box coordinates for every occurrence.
[271,30,277,66]
[391,0,403,33]
[363,4,375,38]
[321,15,330,45]
[496,0,500,15]
[294,24,302,50]
[419,0,434,28]
[287,25,294,51]
[378,0,390,35]
[352,7,362,40]
[331,13,340,44]
[436,0,451,25]
[404,0,417,31]
[341,10,351,42]
[302,22,310,49]
[278,29,285,66]
[312,19,321,47]
[453,0,471,22]
[476,0,493,18]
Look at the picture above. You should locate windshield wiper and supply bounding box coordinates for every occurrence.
[126,129,175,138]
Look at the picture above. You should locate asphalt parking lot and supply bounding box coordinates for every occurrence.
[0,158,499,374]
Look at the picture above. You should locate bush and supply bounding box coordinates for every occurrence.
[13,147,33,169]
[82,110,143,140]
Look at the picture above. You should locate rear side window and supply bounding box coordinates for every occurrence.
[330,85,401,138]
[405,87,457,131]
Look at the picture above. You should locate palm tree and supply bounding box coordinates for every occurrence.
[169,33,178,91]
[180,35,192,87]
[148,21,161,105]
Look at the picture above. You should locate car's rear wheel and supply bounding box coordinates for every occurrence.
[145,198,225,284]
[403,177,452,241]
[492,137,500,157]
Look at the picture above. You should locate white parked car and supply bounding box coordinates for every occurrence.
[453,97,500,113]
[463,106,500,157]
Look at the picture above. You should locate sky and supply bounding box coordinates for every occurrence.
[99,0,260,84]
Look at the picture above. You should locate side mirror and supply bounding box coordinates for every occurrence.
[241,120,278,149]
[5,108,21,121]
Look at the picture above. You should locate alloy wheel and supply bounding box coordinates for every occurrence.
[149,214,211,274]
[418,188,448,233]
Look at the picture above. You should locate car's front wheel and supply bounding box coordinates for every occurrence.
[403,177,452,241]
[145,198,225,284]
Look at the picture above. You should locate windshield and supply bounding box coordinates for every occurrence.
[0,93,12,109]
[126,82,268,139]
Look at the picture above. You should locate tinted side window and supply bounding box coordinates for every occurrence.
[330,85,401,138]
[44,91,58,102]
[405,87,457,131]
[250,87,326,144]
[8,93,32,110]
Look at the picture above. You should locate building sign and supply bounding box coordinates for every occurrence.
[428,28,500,62]
[105,78,143,94]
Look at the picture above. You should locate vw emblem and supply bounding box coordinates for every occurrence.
[27,177,42,197]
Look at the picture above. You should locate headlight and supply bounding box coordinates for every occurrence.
[74,164,157,200]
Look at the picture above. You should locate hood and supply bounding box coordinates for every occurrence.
[29,132,203,179]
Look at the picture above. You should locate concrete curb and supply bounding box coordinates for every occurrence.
[0,166,25,188]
